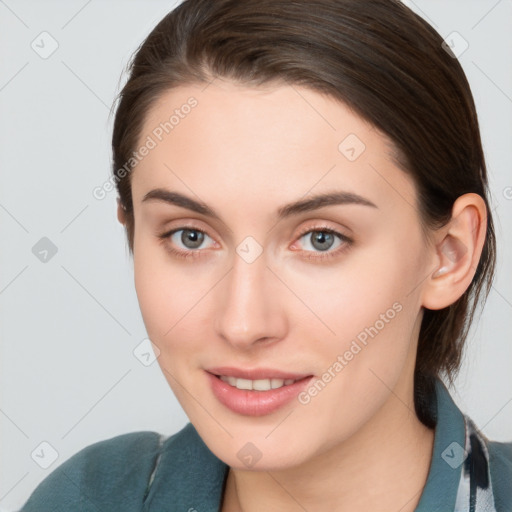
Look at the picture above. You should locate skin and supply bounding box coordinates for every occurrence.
[117,78,487,511]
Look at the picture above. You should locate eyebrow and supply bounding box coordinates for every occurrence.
[141,188,377,221]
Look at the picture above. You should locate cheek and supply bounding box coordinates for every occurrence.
[280,231,421,338]
[133,253,168,338]
[132,235,217,367]
[133,233,183,345]
[133,253,203,410]
[283,231,425,393]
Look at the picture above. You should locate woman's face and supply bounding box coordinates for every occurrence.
[128,79,434,470]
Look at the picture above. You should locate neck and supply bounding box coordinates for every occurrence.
[221,375,435,512]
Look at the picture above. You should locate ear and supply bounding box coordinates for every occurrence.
[421,193,487,310]
[117,197,126,225]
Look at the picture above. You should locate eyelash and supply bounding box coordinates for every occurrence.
[157,224,353,262]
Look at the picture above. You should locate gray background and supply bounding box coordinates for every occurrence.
[1,1,511,510]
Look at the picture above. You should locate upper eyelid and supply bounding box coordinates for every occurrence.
[162,222,347,236]
[296,225,350,238]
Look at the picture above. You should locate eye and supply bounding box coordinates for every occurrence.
[157,227,216,259]
[293,226,352,261]
[157,224,353,262]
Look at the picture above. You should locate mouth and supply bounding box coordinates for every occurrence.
[205,367,314,416]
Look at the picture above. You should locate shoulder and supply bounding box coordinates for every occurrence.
[20,429,170,512]
[487,438,512,468]
[21,423,228,512]
[486,438,512,511]
[140,423,229,509]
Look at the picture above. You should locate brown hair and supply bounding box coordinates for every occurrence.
[111,0,496,427]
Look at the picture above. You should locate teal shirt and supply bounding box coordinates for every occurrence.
[20,378,512,511]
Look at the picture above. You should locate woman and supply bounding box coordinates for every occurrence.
[20,0,511,510]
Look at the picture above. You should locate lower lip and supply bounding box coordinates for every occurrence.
[206,371,314,416]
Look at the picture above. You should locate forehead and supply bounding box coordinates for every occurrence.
[141,78,378,149]
[131,79,417,216]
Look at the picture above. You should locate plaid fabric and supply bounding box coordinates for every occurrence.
[454,415,497,512]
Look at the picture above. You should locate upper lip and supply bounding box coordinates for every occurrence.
[206,366,312,380]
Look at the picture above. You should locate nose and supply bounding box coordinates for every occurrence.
[214,247,288,350]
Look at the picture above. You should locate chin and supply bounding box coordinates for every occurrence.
[193,418,320,471]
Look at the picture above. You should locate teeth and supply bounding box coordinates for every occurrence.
[271,378,285,389]
[219,376,299,391]
[236,378,252,390]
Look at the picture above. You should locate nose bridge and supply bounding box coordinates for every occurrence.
[214,244,285,348]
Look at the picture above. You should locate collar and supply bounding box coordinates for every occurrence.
[416,378,496,511]
[145,378,496,512]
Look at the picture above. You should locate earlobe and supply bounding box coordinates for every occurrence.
[422,193,487,310]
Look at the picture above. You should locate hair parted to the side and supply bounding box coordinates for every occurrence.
[110,0,496,427]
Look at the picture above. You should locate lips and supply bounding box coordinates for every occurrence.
[206,366,314,416]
